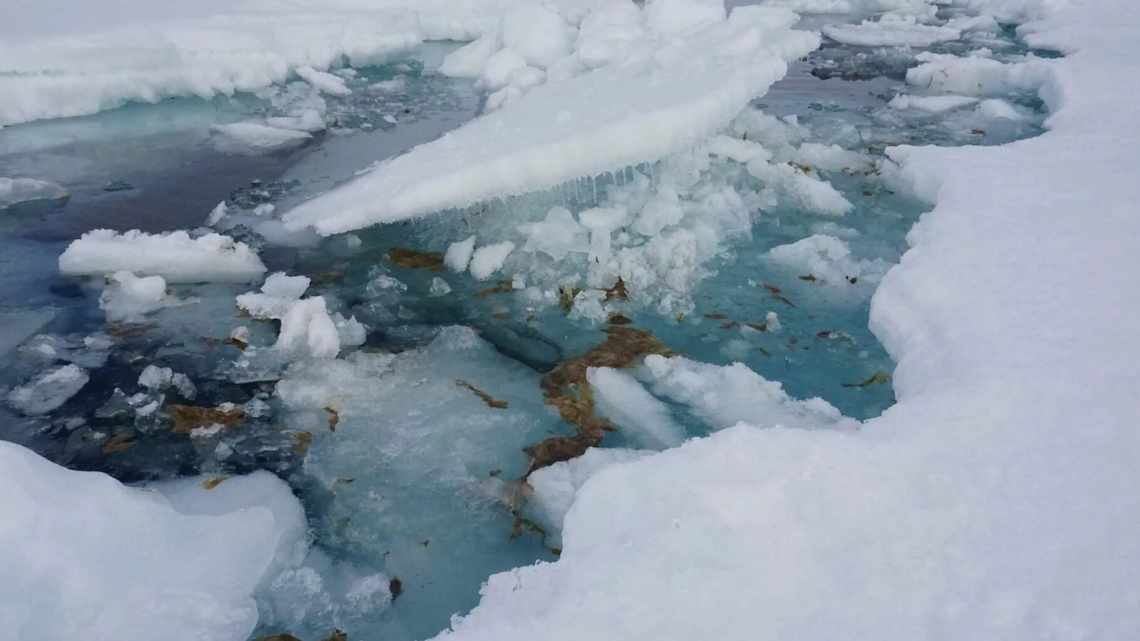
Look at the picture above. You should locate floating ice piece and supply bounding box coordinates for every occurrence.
[99,271,171,322]
[525,447,653,548]
[60,229,266,283]
[429,276,453,296]
[277,297,341,359]
[762,0,936,17]
[1,440,307,641]
[766,234,886,286]
[587,367,686,449]
[823,14,960,48]
[639,354,858,431]
[976,97,1027,120]
[295,66,351,96]
[212,122,313,154]
[889,93,980,113]
[283,7,819,234]
[469,241,516,280]
[0,177,68,211]
[138,365,197,399]
[445,235,478,272]
[6,364,89,415]
[205,201,229,227]
[747,160,853,216]
[237,272,312,318]
[905,52,1050,96]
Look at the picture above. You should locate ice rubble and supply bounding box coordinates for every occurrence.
[282,4,819,234]
[0,441,307,641]
[59,229,266,283]
[422,1,1140,640]
[237,272,365,359]
[98,271,176,323]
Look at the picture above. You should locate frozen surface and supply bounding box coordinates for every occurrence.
[421,2,1140,640]
[0,442,306,641]
[283,6,819,233]
[59,229,266,283]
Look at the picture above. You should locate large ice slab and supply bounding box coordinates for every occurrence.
[58,229,266,283]
[283,6,819,234]
[0,442,305,641]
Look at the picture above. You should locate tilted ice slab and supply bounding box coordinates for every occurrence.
[0,442,306,641]
[282,7,819,235]
[59,229,266,283]
[424,1,1140,640]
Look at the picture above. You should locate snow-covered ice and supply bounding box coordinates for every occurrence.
[59,229,266,283]
[0,441,306,641]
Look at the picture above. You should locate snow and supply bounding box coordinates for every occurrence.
[6,364,90,416]
[0,441,306,641]
[524,447,653,548]
[282,6,819,234]
[59,229,266,283]
[501,5,573,68]
[468,241,516,281]
[823,14,961,48]
[422,2,1140,640]
[905,51,1050,96]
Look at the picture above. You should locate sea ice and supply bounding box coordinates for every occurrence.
[99,271,173,322]
[0,177,69,211]
[823,14,961,48]
[282,6,819,234]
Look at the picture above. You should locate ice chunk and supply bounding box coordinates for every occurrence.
[212,122,313,154]
[889,94,980,113]
[237,272,312,318]
[525,447,653,548]
[283,8,819,234]
[59,229,266,283]
[1,441,306,641]
[519,207,588,260]
[7,364,89,415]
[99,271,171,322]
[445,235,478,272]
[747,160,853,216]
[0,177,68,211]
[765,234,886,286]
[823,14,960,48]
[429,276,453,297]
[295,66,351,96]
[469,241,515,280]
[587,367,686,449]
[639,354,858,432]
[905,52,1050,96]
[976,98,1027,120]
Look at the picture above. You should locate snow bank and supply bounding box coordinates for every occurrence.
[0,442,306,641]
[424,2,1140,639]
[283,6,818,234]
[59,229,266,283]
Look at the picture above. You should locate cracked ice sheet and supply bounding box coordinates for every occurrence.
[282,6,819,235]
[424,1,1140,640]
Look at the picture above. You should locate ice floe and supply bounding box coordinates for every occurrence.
[59,229,266,283]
